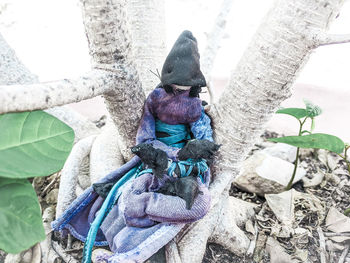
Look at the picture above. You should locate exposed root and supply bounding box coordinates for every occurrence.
[167,195,257,263]
[89,120,124,183]
[56,135,97,218]
[52,241,79,263]
[40,206,57,263]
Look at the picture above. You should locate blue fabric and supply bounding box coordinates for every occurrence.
[190,108,213,142]
[167,159,208,183]
[83,164,142,263]
[155,119,191,148]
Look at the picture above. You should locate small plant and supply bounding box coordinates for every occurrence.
[0,111,74,253]
[269,100,348,190]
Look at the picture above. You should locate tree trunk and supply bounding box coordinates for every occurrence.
[126,0,167,95]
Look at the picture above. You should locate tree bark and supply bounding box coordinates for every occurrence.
[167,0,347,261]
[126,0,167,95]
[209,0,345,201]
[81,0,146,160]
[0,33,38,85]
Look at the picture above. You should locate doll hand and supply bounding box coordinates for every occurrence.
[157,176,203,210]
[131,143,169,178]
[177,139,220,165]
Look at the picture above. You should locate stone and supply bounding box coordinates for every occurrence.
[326,207,350,243]
[234,153,306,195]
[45,188,59,205]
[266,237,298,263]
[262,143,297,163]
[265,190,295,225]
[91,248,113,263]
[302,172,324,187]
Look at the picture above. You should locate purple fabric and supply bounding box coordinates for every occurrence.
[52,87,214,262]
[136,88,202,160]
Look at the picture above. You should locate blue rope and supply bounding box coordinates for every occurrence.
[82,163,142,263]
[167,159,208,183]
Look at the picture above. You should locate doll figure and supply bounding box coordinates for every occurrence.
[52,30,216,263]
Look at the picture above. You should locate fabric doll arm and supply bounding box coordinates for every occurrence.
[189,108,214,141]
[136,93,180,160]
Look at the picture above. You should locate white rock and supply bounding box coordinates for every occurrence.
[302,172,324,187]
[235,153,306,195]
[92,248,113,263]
[326,207,350,243]
[265,190,295,225]
[266,237,298,263]
[262,143,297,163]
[45,188,59,205]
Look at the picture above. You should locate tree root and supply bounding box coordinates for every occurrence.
[89,120,124,183]
[56,135,97,218]
[166,194,257,263]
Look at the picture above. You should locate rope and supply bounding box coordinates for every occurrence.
[167,159,208,183]
[82,163,142,263]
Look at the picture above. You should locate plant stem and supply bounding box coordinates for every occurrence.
[286,146,300,190]
[285,117,307,190]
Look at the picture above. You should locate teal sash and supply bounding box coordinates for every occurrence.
[155,119,191,148]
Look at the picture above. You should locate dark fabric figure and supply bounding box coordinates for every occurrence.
[177,139,221,165]
[157,176,203,210]
[131,143,168,178]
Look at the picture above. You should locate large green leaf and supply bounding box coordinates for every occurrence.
[269,133,345,154]
[0,178,45,253]
[276,108,307,119]
[0,111,74,178]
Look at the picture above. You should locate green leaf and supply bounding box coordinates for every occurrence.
[0,178,45,253]
[276,108,307,119]
[269,133,345,154]
[0,111,74,178]
[304,99,322,118]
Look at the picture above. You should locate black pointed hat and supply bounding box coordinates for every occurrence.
[161,30,206,87]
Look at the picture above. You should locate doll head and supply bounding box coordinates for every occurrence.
[160,30,206,98]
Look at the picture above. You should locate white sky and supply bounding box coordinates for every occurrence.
[1,0,350,91]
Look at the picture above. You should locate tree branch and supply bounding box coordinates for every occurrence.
[127,0,167,95]
[317,32,350,47]
[81,0,146,160]
[0,33,38,85]
[0,70,113,114]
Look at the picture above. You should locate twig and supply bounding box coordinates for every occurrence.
[317,227,327,263]
[51,240,79,263]
[41,173,61,197]
[67,234,73,250]
[324,232,350,237]
[317,32,350,47]
[246,221,258,257]
[65,247,84,253]
[338,244,350,263]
